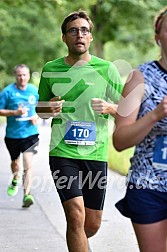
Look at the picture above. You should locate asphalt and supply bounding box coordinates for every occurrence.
[0,121,139,252]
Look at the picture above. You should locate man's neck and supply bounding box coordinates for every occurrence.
[65,53,91,66]
[15,83,27,90]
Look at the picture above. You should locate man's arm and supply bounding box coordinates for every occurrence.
[0,107,27,117]
[91,98,118,116]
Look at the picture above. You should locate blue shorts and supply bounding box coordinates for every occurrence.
[49,156,107,210]
[115,184,167,224]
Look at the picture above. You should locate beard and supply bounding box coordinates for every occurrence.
[71,44,87,55]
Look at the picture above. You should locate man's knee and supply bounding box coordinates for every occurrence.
[84,208,103,238]
[85,219,101,238]
[64,198,85,232]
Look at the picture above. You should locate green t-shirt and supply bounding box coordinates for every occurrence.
[38,55,123,161]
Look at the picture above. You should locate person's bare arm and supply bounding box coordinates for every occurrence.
[113,70,155,151]
[0,107,27,117]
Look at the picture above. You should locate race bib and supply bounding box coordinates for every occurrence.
[64,121,96,145]
[152,135,167,169]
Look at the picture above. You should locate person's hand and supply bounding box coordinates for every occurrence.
[91,98,117,115]
[49,96,65,116]
[30,114,38,125]
[153,95,167,121]
[15,105,27,116]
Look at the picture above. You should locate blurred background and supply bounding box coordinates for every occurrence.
[0,0,166,174]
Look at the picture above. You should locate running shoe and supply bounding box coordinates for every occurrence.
[7,178,20,196]
[22,194,34,208]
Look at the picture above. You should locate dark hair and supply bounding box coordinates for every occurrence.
[61,10,94,35]
[154,6,167,34]
[13,64,30,74]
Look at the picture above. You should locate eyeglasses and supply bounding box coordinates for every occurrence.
[66,27,90,36]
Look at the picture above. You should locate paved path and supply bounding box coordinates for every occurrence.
[0,122,139,252]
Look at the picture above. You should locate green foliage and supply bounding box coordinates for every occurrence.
[108,139,134,175]
[0,0,97,89]
[1,1,60,71]
[0,0,166,90]
[0,71,14,92]
[104,41,160,68]
[90,0,166,57]
[107,120,134,175]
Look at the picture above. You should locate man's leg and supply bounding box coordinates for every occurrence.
[22,151,35,207]
[11,157,21,180]
[85,208,103,252]
[50,157,106,251]
[84,207,103,238]
[22,151,34,195]
[5,137,21,195]
[82,160,107,239]
[22,135,39,192]
[63,196,88,252]
[7,157,21,196]
[63,197,103,252]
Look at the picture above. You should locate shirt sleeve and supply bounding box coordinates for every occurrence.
[0,88,9,109]
[106,62,124,103]
[38,66,54,101]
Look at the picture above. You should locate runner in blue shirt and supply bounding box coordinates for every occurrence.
[0,64,39,207]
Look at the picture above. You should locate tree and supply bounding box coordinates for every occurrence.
[0,0,166,90]
[90,0,166,58]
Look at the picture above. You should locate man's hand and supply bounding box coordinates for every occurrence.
[91,98,117,115]
[30,114,39,125]
[15,106,27,116]
[36,96,65,118]
[49,96,65,116]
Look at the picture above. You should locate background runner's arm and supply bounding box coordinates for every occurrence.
[0,107,27,117]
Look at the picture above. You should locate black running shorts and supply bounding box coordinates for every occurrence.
[49,156,107,210]
[5,134,39,160]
